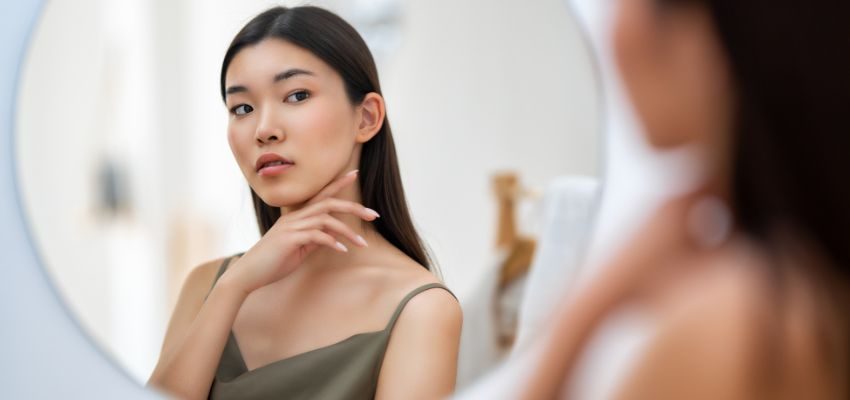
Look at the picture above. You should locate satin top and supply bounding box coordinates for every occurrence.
[205,253,456,399]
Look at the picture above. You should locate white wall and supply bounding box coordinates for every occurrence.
[384,0,600,296]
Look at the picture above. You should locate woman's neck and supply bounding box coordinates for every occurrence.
[283,176,390,270]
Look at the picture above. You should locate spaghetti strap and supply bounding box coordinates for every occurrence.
[209,277,457,398]
[384,282,457,332]
[369,282,457,385]
[204,252,245,301]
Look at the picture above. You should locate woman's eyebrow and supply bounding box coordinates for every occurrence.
[225,85,247,96]
[225,68,315,97]
[274,68,314,82]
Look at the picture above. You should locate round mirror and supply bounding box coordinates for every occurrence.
[15,0,602,394]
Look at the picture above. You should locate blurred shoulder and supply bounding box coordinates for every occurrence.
[615,239,773,399]
[616,235,849,399]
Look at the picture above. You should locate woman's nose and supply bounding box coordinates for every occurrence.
[256,128,283,144]
[255,111,284,145]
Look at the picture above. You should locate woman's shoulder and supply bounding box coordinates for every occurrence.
[372,260,462,399]
[609,242,766,398]
[348,251,460,325]
[617,238,836,398]
[386,265,460,333]
[368,256,462,350]
[181,253,241,299]
[154,254,241,368]
[371,254,450,295]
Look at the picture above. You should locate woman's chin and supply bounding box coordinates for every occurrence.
[258,191,312,209]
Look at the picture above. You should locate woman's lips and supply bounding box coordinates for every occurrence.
[255,152,294,172]
[257,162,294,177]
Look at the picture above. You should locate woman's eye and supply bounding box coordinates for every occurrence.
[231,104,253,116]
[285,91,310,103]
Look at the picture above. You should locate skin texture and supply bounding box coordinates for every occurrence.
[147,38,461,400]
[521,0,843,398]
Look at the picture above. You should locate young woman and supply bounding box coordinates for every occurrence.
[147,6,462,400]
[524,0,848,398]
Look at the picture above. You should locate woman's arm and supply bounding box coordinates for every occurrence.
[148,171,376,399]
[147,259,248,400]
[148,170,378,399]
[376,289,463,400]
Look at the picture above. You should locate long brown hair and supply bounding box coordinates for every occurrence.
[220,6,433,271]
[660,0,849,392]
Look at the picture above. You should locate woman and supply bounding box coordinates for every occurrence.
[147,6,462,400]
[524,0,848,398]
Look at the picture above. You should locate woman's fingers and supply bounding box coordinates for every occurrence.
[293,229,349,253]
[286,214,369,248]
[305,169,359,206]
[294,198,380,222]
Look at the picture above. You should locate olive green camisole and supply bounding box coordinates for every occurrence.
[205,253,456,400]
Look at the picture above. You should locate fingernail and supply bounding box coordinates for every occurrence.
[355,235,368,247]
[335,241,349,252]
[366,208,380,218]
[346,169,359,177]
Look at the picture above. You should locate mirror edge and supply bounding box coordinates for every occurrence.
[1,0,162,397]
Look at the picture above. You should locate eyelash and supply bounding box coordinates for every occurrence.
[230,104,253,116]
[286,90,310,103]
[228,90,311,116]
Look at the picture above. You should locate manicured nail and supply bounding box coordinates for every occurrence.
[355,235,368,247]
[366,208,380,218]
[335,241,349,252]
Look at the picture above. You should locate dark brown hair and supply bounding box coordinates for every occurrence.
[220,6,432,271]
[660,0,849,392]
[661,0,849,282]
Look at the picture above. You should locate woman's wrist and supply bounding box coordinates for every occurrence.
[213,271,252,302]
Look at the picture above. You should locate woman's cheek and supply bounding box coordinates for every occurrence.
[227,125,253,176]
[296,101,338,138]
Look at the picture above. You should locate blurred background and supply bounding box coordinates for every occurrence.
[15,0,601,385]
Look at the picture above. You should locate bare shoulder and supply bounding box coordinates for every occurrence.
[614,242,771,400]
[182,256,230,298]
[156,256,233,357]
[617,237,849,399]
[396,284,463,338]
[374,258,462,399]
[362,251,461,326]
[386,258,462,341]
[357,247,444,292]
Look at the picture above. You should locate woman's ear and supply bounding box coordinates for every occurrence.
[355,92,385,143]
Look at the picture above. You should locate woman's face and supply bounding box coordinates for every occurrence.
[224,38,363,208]
[613,0,733,153]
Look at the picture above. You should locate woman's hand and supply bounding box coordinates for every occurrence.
[220,169,380,296]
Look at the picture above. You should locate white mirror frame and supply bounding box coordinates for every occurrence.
[0,0,159,397]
